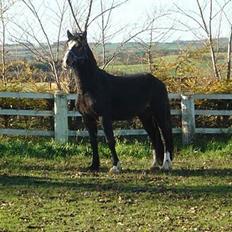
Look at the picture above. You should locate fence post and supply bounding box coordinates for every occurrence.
[54,91,68,143]
[181,94,195,145]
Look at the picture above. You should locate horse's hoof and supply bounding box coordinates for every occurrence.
[109,162,121,174]
[88,165,99,172]
[150,165,160,172]
[161,160,172,171]
[150,159,161,172]
[109,166,120,174]
[161,152,172,171]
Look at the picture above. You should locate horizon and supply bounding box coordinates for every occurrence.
[1,0,232,45]
[2,36,230,47]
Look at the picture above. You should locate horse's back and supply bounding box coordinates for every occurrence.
[105,73,167,120]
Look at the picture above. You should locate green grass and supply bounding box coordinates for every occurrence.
[107,63,150,75]
[0,136,232,231]
[106,52,228,78]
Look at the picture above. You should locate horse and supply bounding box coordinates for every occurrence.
[62,30,173,173]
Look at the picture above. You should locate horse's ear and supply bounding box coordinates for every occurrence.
[67,30,74,40]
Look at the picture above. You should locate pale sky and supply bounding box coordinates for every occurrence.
[3,0,232,44]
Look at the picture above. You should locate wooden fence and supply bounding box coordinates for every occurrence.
[0,91,232,144]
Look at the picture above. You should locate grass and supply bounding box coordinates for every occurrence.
[107,63,150,75]
[0,136,232,231]
[106,52,228,78]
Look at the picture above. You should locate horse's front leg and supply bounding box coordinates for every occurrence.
[83,116,99,171]
[101,116,121,173]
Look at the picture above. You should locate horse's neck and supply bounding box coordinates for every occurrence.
[74,63,97,95]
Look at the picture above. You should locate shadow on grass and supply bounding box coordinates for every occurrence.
[170,168,232,177]
[0,174,231,197]
[1,161,231,178]
[122,167,232,177]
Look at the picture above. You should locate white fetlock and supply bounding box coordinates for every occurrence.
[109,161,121,174]
[161,151,172,171]
[116,161,122,171]
[151,150,160,170]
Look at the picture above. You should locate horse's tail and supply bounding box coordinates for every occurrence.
[163,88,174,160]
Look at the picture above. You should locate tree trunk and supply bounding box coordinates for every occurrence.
[148,25,154,73]
[209,38,220,80]
[148,50,153,73]
[100,0,106,67]
[1,13,6,83]
[226,25,232,81]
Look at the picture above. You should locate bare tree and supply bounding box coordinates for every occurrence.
[67,0,150,69]
[67,0,82,32]
[135,9,174,73]
[0,0,16,83]
[196,0,220,79]
[95,0,128,66]
[99,0,112,66]
[93,1,175,69]
[218,1,232,80]
[67,0,93,33]
[52,0,67,62]
[14,0,68,90]
[227,25,232,80]
[101,25,155,69]
[175,0,232,80]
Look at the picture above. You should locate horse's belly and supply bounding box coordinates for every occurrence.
[111,113,135,121]
[111,104,147,120]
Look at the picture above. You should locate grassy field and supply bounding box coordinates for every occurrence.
[0,136,232,232]
[106,53,228,78]
[107,63,150,75]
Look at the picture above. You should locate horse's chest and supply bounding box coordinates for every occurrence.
[77,94,97,116]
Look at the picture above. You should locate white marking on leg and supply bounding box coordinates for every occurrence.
[117,161,122,171]
[161,151,172,171]
[109,161,121,174]
[151,149,159,168]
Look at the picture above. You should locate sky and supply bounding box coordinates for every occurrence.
[3,0,232,44]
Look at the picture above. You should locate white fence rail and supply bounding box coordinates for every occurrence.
[0,91,232,144]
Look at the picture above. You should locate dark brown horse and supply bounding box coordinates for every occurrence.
[62,30,173,173]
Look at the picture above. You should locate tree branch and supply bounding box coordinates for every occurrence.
[84,0,93,31]
[88,0,128,27]
[67,0,82,32]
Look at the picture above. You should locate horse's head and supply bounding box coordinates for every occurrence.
[62,30,88,69]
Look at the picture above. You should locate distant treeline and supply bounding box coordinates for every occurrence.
[1,37,229,65]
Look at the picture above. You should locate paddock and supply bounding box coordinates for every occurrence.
[0,92,232,230]
[0,136,232,231]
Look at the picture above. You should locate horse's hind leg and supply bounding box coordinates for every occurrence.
[101,116,121,173]
[152,121,165,167]
[139,114,164,169]
[153,105,173,171]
